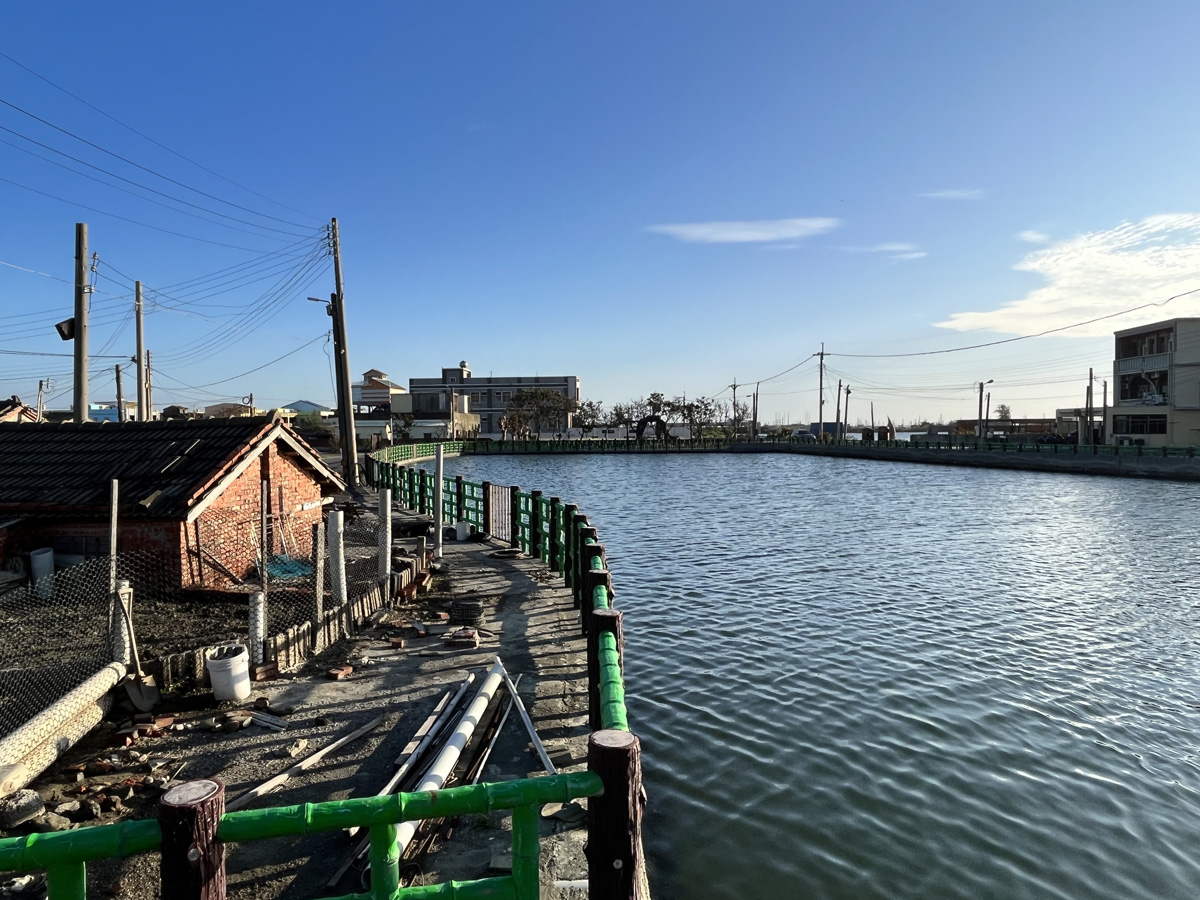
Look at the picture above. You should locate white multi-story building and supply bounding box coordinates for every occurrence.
[1107,317,1200,447]
[409,362,580,437]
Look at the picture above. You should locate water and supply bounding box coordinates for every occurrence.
[445,452,1200,899]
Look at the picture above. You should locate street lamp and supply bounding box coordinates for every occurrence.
[977,380,993,439]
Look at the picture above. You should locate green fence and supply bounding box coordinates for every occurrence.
[0,774,600,900]
[464,437,730,454]
[788,437,1200,457]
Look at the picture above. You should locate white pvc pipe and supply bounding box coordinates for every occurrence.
[329,510,347,610]
[434,445,444,559]
[395,659,505,857]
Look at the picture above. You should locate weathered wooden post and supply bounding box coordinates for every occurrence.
[455,475,466,525]
[529,490,543,560]
[159,779,226,900]
[549,497,563,572]
[587,731,647,900]
[582,563,611,637]
[588,607,624,731]
[482,481,493,535]
[577,526,599,609]
[509,485,521,549]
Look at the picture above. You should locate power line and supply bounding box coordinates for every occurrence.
[0,49,320,223]
[155,331,329,390]
[0,174,303,252]
[0,94,314,230]
[0,126,314,238]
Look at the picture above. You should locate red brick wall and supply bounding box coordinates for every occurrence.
[189,444,326,590]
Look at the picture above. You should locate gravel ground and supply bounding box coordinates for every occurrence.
[1,511,593,899]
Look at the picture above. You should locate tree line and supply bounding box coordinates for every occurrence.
[498,389,749,440]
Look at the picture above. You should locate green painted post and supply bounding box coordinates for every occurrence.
[369,823,400,900]
[46,862,87,900]
[529,490,543,559]
[511,805,540,900]
[562,504,578,586]
[549,498,563,573]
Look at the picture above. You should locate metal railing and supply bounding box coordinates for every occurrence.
[464,437,730,453]
[788,437,1200,457]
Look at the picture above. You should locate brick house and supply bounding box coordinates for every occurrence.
[0,416,345,591]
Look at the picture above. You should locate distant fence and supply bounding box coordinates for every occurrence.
[465,436,730,453]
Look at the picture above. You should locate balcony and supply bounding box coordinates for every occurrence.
[1116,351,1172,374]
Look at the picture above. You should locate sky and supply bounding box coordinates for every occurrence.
[2,3,1200,426]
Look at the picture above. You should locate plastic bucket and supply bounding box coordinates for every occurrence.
[205,644,251,701]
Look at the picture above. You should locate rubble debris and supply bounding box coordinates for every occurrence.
[0,789,44,829]
[327,666,354,681]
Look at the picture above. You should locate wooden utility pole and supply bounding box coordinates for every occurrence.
[135,281,146,421]
[115,364,125,422]
[817,343,825,441]
[73,223,89,422]
[834,379,842,440]
[330,218,358,486]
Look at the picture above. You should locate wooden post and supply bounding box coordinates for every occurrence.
[509,485,521,549]
[159,779,226,900]
[482,481,493,535]
[549,497,563,573]
[260,480,269,596]
[582,565,611,636]
[455,475,466,524]
[587,731,647,900]
[329,511,347,625]
[572,517,592,606]
[378,488,392,600]
[588,607,624,731]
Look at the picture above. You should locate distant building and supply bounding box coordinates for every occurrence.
[0,396,39,424]
[1107,317,1200,447]
[286,399,334,416]
[352,370,409,414]
[89,401,138,423]
[409,361,579,437]
[204,401,260,418]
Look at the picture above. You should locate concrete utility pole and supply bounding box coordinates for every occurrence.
[115,364,124,422]
[73,223,89,422]
[146,351,153,419]
[135,281,146,421]
[834,379,842,440]
[977,379,993,437]
[843,385,851,437]
[1102,379,1108,444]
[817,343,825,441]
[1084,368,1094,445]
[729,379,739,439]
[330,218,358,487]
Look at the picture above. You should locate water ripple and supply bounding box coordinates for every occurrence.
[450,453,1200,899]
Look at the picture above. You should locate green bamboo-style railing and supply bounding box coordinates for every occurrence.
[0,774,601,900]
[366,455,631,734]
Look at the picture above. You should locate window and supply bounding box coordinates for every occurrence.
[1112,414,1167,434]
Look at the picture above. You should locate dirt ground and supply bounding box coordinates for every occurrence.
[1,510,593,900]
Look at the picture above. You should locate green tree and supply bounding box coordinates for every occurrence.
[575,399,604,433]
[995,404,1011,420]
[507,388,577,439]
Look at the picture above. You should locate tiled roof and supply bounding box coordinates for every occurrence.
[0,416,338,518]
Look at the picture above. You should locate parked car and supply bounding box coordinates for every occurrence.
[790,429,817,443]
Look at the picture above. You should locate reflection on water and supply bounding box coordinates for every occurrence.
[448,452,1200,900]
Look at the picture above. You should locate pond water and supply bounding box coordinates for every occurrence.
[446,452,1200,900]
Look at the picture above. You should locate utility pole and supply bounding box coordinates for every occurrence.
[817,343,825,441]
[1085,368,1094,445]
[146,351,153,419]
[330,218,358,487]
[985,392,990,439]
[135,282,146,421]
[844,386,852,436]
[730,379,739,439]
[73,223,89,422]
[36,380,45,421]
[1102,379,1108,444]
[115,364,124,422]
[834,379,842,440]
[752,382,759,438]
[977,379,993,438]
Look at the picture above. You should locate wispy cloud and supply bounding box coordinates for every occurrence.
[936,213,1200,336]
[647,217,840,244]
[919,189,985,200]
[841,241,927,261]
[1017,230,1050,244]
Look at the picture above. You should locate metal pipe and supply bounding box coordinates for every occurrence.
[435,445,444,559]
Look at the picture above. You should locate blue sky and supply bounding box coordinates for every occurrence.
[2,3,1199,425]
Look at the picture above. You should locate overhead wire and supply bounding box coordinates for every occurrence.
[0,48,320,223]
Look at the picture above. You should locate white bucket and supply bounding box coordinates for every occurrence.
[30,548,54,599]
[455,521,471,541]
[205,644,251,702]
